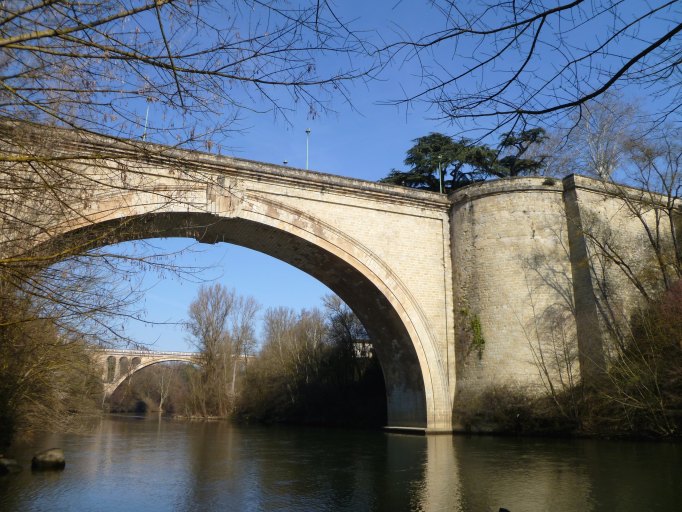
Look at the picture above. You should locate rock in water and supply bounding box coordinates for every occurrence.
[31,448,65,470]
[0,457,22,475]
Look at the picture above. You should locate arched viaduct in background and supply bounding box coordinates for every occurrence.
[94,349,200,398]
[5,126,653,432]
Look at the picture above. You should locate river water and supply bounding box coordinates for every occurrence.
[1,415,680,511]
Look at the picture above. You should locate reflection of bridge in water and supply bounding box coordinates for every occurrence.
[94,349,200,398]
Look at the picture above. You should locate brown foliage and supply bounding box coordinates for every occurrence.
[0,287,102,446]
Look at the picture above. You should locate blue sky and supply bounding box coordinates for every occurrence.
[105,1,678,351]
[113,3,453,352]
[114,240,332,351]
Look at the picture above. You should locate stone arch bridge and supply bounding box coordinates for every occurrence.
[94,349,199,398]
[3,123,658,432]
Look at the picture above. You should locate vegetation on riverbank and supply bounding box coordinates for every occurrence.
[109,290,386,429]
[235,305,386,427]
[0,286,103,448]
[457,270,682,439]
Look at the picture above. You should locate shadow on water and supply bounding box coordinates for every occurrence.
[1,416,680,511]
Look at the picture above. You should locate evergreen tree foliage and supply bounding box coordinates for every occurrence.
[380,129,546,192]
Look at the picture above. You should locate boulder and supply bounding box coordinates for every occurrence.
[0,457,22,475]
[31,448,65,471]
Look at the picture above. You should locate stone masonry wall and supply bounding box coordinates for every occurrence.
[566,176,678,365]
[450,174,677,412]
[450,177,575,401]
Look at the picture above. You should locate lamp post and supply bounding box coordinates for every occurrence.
[438,155,444,193]
[306,128,311,170]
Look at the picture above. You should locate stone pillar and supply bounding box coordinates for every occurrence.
[562,175,606,385]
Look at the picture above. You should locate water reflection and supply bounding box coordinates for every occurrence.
[1,416,680,511]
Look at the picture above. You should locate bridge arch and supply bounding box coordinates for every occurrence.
[26,136,454,431]
[64,191,452,430]
[97,350,200,398]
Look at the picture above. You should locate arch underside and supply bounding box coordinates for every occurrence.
[68,211,441,429]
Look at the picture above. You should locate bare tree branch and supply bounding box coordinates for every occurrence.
[383,1,681,135]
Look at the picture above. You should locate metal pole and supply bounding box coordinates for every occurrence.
[142,103,150,141]
[306,128,311,170]
[438,155,443,193]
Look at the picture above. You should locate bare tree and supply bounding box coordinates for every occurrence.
[237,296,387,425]
[583,127,681,303]
[155,363,174,413]
[0,1,370,144]
[384,1,681,136]
[227,294,259,397]
[185,283,258,417]
[518,227,582,421]
[323,294,369,380]
[543,94,643,178]
[242,305,326,411]
[262,306,299,379]
[0,284,102,445]
[261,306,325,389]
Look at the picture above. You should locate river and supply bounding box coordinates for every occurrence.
[1,415,680,511]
